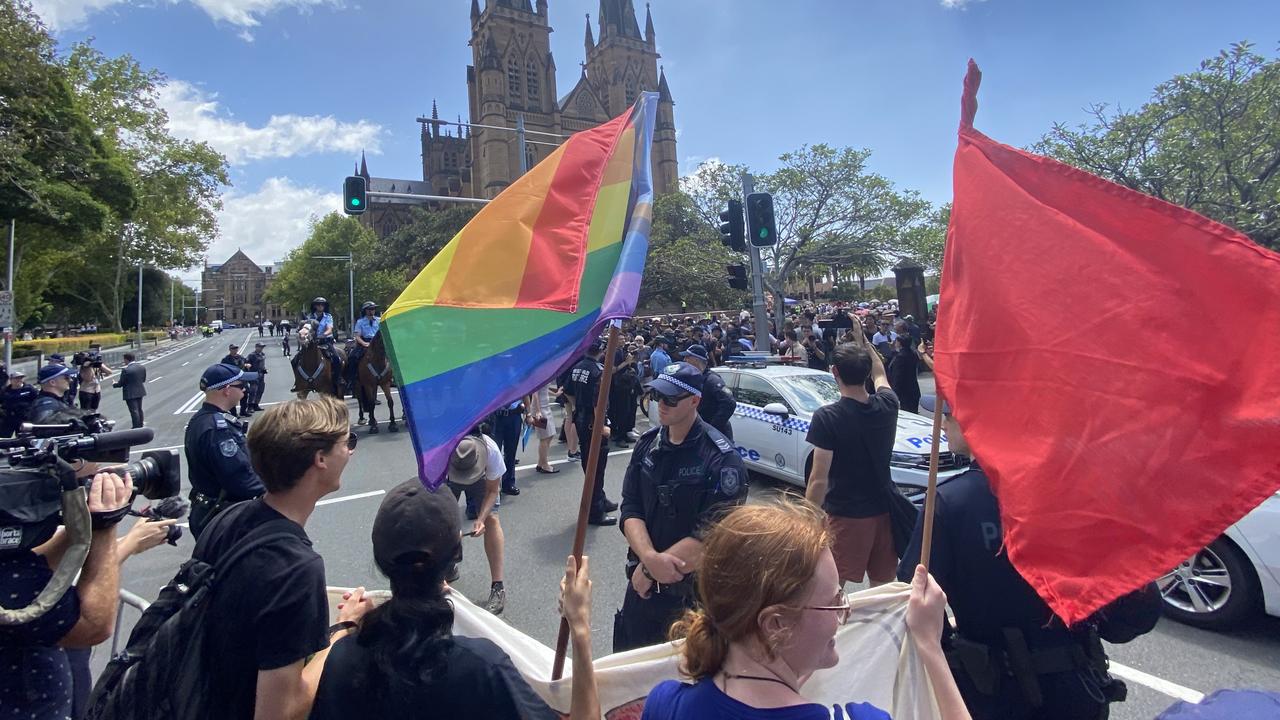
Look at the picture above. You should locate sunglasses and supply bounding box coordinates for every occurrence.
[650,391,693,408]
[347,431,358,451]
[228,383,247,391]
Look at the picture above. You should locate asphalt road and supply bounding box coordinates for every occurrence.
[90,338,1279,718]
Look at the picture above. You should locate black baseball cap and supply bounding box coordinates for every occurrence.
[372,479,461,570]
[681,344,709,362]
[646,361,704,398]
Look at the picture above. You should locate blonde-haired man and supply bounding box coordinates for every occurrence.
[190,395,369,720]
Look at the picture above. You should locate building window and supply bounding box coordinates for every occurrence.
[526,59,540,107]
[526,144,536,170]
[625,76,637,106]
[507,58,521,104]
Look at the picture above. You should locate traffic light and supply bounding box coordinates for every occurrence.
[343,175,367,215]
[727,263,749,290]
[746,192,777,247]
[719,199,745,252]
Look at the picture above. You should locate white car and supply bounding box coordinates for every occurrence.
[1158,493,1280,629]
[713,362,968,495]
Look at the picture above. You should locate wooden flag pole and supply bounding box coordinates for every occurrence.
[552,323,623,680]
[919,395,944,573]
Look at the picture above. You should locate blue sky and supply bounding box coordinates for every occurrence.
[31,0,1280,283]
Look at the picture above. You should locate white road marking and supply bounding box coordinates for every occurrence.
[316,490,387,507]
[173,391,204,415]
[1110,661,1204,704]
[129,443,183,455]
[181,361,190,367]
[147,376,163,384]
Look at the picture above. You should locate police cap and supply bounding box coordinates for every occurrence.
[646,361,704,398]
[36,364,74,384]
[200,363,259,391]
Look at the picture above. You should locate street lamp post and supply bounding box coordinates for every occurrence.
[311,254,355,334]
[136,263,144,349]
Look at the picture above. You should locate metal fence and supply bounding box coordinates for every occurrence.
[110,588,152,656]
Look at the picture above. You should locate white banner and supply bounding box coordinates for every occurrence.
[329,582,942,720]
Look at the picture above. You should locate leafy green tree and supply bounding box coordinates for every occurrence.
[901,203,950,273]
[53,45,228,331]
[683,146,936,328]
[638,191,745,312]
[266,213,387,329]
[1035,41,1280,250]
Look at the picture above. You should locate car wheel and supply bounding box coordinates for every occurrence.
[1157,537,1260,630]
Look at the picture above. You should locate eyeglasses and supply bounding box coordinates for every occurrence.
[804,592,853,625]
[228,383,247,391]
[651,391,692,408]
[347,431,358,451]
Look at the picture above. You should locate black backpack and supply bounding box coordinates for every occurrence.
[85,504,300,720]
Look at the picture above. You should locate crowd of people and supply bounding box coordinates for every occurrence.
[1,299,1168,720]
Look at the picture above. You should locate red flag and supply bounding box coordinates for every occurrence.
[937,60,1280,625]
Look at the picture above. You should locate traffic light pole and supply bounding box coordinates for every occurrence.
[742,174,771,351]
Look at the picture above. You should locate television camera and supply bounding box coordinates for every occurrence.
[0,416,184,626]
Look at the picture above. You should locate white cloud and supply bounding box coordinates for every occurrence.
[29,0,127,30]
[198,177,339,271]
[940,0,987,8]
[158,80,383,163]
[31,0,338,32]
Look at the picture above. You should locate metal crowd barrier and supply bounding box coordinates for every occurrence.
[110,588,152,656]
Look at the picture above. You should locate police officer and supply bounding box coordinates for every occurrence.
[245,342,268,412]
[47,354,76,404]
[293,296,342,396]
[220,343,248,416]
[679,344,735,440]
[345,301,380,390]
[614,362,749,652]
[185,363,266,537]
[28,364,75,422]
[898,396,1161,720]
[1,370,38,436]
[566,339,619,525]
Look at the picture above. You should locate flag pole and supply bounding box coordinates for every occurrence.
[919,395,944,572]
[552,323,623,680]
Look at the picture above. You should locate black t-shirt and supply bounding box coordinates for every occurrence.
[194,499,329,719]
[310,633,558,719]
[805,389,900,518]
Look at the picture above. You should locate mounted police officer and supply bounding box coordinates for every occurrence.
[679,344,735,440]
[1,370,37,437]
[898,396,1161,720]
[184,363,266,537]
[614,361,749,652]
[344,301,380,392]
[292,296,343,396]
[28,364,75,422]
[566,339,620,525]
[245,341,268,412]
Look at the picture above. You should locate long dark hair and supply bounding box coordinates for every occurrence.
[351,552,455,694]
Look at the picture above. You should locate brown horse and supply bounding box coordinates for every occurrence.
[291,320,345,400]
[355,333,398,433]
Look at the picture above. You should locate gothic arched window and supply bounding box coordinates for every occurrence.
[526,59,540,107]
[525,144,536,170]
[625,75,638,106]
[507,58,521,104]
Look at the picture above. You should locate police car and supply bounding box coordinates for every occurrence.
[714,361,968,496]
[1158,494,1280,629]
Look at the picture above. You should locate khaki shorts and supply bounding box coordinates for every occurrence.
[828,513,897,584]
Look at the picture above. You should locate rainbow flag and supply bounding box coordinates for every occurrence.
[383,93,658,489]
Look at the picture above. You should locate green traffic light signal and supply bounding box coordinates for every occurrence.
[343,176,367,216]
[350,198,361,207]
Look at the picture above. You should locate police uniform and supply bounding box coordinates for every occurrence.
[681,344,735,440]
[613,364,749,652]
[1,378,38,436]
[185,364,266,538]
[346,303,381,388]
[567,344,616,522]
[898,434,1159,719]
[245,345,267,412]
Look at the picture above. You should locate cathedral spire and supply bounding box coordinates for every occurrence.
[359,150,369,179]
[584,13,594,54]
[644,2,654,44]
[658,65,672,103]
[470,0,480,22]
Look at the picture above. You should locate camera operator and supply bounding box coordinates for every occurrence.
[0,467,135,719]
[77,357,112,412]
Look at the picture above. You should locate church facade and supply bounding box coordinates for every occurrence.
[359,0,677,239]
